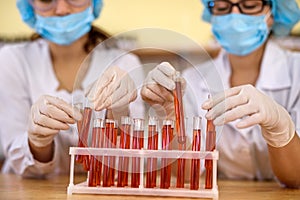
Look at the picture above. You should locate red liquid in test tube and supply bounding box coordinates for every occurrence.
[205,112,216,189]
[96,120,105,186]
[74,102,83,164]
[117,116,131,187]
[173,71,186,188]
[102,119,116,187]
[190,116,201,190]
[90,117,105,186]
[146,117,158,188]
[160,119,174,189]
[131,118,144,188]
[110,125,118,186]
[88,118,104,187]
[78,105,92,171]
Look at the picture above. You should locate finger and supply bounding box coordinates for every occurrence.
[157,62,176,76]
[87,71,115,102]
[29,119,60,136]
[94,77,123,110]
[46,96,82,121]
[35,113,71,130]
[39,103,76,124]
[106,81,136,109]
[146,83,173,103]
[108,84,137,109]
[213,102,258,126]
[202,86,242,110]
[206,93,249,120]
[141,85,165,104]
[32,105,71,130]
[95,80,126,110]
[108,93,132,110]
[152,69,175,91]
[236,112,262,129]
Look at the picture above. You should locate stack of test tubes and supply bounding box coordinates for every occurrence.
[68,71,218,199]
[68,113,219,199]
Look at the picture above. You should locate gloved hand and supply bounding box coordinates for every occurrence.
[141,62,186,119]
[28,95,82,148]
[86,66,137,111]
[202,84,295,148]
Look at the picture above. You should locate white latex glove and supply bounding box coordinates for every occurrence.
[141,62,185,104]
[28,95,82,148]
[202,84,295,148]
[141,62,186,119]
[86,66,137,111]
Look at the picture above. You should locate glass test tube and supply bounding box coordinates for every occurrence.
[103,119,117,187]
[173,71,186,188]
[173,71,186,144]
[117,116,131,187]
[190,116,202,190]
[74,101,84,164]
[205,111,216,189]
[160,119,174,189]
[131,118,144,188]
[146,116,158,188]
[88,117,104,187]
[78,100,93,171]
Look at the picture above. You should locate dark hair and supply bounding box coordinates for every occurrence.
[30,25,112,53]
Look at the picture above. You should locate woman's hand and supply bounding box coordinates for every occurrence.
[202,84,295,147]
[141,62,185,118]
[86,66,137,111]
[28,95,82,148]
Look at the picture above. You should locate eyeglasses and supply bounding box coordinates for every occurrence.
[29,0,91,12]
[207,0,272,15]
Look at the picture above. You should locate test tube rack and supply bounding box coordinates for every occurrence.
[67,147,219,199]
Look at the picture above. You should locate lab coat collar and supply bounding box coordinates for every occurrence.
[203,40,292,92]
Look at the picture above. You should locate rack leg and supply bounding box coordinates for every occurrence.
[68,153,75,195]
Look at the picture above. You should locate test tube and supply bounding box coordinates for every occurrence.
[190,116,202,190]
[146,116,158,188]
[102,119,117,187]
[88,117,104,187]
[95,115,105,186]
[205,111,216,189]
[117,116,131,187]
[173,71,187,188]
[111,120,118,186]
[74,101,83,164]
[131,118,144,188]
[160,119,174,189]
[173,71,186,144]
[78,100,93,171]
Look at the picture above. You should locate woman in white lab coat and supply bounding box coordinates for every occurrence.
[0,0,143,178]
[141,0,300,188]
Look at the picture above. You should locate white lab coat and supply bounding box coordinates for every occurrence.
[0,39,145,177]
[182,40,300,180]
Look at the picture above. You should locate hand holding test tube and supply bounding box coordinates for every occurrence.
[85,66,137,111]
[141,62,186,119]
[202,85,295,148]
[28,95,82,148]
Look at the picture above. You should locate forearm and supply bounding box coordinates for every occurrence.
[29,140,54,163]
[268,133,300,188]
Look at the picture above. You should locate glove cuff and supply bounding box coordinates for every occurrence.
[262,106,296,148]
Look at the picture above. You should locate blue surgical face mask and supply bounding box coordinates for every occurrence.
[211,13,271,56]
[35,7,95,46]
